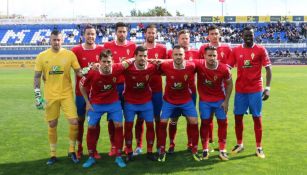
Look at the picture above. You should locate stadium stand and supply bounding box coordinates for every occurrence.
[0,16,306,64]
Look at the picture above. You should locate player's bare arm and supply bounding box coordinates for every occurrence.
[263,66,272,101]
[79,82,93,111]
[221,77,233,113]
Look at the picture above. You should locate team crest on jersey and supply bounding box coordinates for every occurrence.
[172,82,183,90]
[240,55,243,58]
[145,74,149,81]
[221,51,225,58]
[49,65,64,75]
[112,77,117,83]
[127,49,130,55]
[171,76,174,79]
[114,51,117,54]
[189,57,193,60]
[243,60,252,68]
[155,53,159,59]
[214,75,218,81]
[184,74,188,81]
[102,84,113,91]
[82,57,87,60]
[251,53,255,60]
[134,82,145,89]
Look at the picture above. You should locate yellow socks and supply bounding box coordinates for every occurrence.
[69,124,78,153]
[48,126,57,157]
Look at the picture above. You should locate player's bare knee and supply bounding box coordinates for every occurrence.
[114,122,122,128]
[48,119,58,128]
[88,125,96,129]
[68,118,78,125]
[187,117,198,124]
[160,119,168,123]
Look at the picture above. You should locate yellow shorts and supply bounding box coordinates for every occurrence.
[45,97,78,121]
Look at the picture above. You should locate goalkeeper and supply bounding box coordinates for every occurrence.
[33,30,82,165]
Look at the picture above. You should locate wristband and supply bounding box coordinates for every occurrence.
[265,87,270,91]
[34,88,41,98]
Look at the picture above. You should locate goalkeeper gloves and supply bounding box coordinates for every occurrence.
[81,66,91,75]
[34,88,45,110]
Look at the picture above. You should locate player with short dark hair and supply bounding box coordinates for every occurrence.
[133,24,167,155]
[71,24,104,159]
[104,22,137,156]
[157,45,201,162]
[198,24,232,151]
[195,46,233,161]
[34,30,81,165]
[123,46,159,162]
[80,49,130,168]
[166,29,200,154]
[228,26,272,159]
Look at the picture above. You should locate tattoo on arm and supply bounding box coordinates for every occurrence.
[34,71,42,89]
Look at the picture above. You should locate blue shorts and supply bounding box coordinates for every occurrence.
[75,95,86,117]
[170,93,197,118]
[87,101,123,126]
[124,101,154,122]
[161,100,198,120]
[152,92,162,117]
[234,91,262,117]
[199,100,227,120]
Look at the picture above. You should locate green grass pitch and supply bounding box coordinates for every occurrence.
[0,66,307,175]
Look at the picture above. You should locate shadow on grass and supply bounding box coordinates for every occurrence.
[0,150,252,175]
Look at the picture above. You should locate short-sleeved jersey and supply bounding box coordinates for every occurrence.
[167,48,200,93]
[34,48,80,99]
[194,60,232,102]
[104,41,137,84]
[160,60,196,104]
[71,44,104,96]
[147,43,167,92]
[80,64,125,104]
[123,63,158,104]
[199,43,232,64]
[228,44,271,93]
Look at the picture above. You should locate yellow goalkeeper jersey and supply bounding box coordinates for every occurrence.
[35,48,80,99]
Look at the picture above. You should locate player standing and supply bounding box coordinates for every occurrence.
[80,49,129,168]
[34,30,81,165]
[123,46,158,161]
[157,45,200,162]
[104,22,137,156]
[195,46,233,161]
[71,24,104,159]
[198,25,232,150]
[167,29,200,153]
[228,26,272,158]
[134,24,167,155]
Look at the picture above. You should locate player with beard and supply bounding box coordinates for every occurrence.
[198,25,232,151]
[166,30,200,154]
[80,49,130,168]
[133,24,167,156]
[71,24,104,159]
[104,22,137,156]
[34,30,81,165]
[123,46,159,162]
[228,26,272,159]
[194,46,233,161]
[157,45,200,162]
